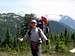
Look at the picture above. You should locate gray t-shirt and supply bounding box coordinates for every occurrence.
[25,27,48,42]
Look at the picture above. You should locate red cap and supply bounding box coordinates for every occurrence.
[41,16,48,25]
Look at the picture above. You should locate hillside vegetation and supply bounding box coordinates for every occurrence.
[0,13,75,56]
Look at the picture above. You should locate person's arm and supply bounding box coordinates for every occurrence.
[18,38,23,42]
[18,30,29,42]
[24,30,30,41]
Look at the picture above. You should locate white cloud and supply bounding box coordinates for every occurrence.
[0,0,75,20]
[0,0,32,15]
[31,0,75,20]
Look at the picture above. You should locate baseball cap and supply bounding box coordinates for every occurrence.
[31,20,37,24]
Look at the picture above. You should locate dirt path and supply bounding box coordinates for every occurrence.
[0,51,75,56]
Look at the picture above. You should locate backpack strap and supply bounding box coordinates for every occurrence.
[28,30,31,37]
[38,28,43,39]
[38,28,41,37]
[38,28,44,44]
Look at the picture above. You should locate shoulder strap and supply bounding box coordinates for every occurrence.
[38,28,42,38]
[28,30,31,37]
[38,28,44,42]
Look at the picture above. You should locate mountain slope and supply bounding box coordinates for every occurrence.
[60,15,75,29]
[0,13,23,40]
[48,21,74,33]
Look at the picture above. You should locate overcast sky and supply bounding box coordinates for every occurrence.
[0,0,75,20]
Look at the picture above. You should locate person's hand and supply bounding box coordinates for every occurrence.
[18,38,23,42]
[46,40,48,45]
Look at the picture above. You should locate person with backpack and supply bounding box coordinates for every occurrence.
[19,19,48,56]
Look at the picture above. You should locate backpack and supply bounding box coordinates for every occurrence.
[37,19,49,34]
[37,20,43,30]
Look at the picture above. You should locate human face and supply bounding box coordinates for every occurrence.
[31,22,36,28]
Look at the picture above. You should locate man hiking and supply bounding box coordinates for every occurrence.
[26,19,48,56]
[18,19,48,56]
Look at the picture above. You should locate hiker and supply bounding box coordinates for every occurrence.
[18,19,48,56]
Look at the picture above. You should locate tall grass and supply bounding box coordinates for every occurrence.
[0,29,75,55]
